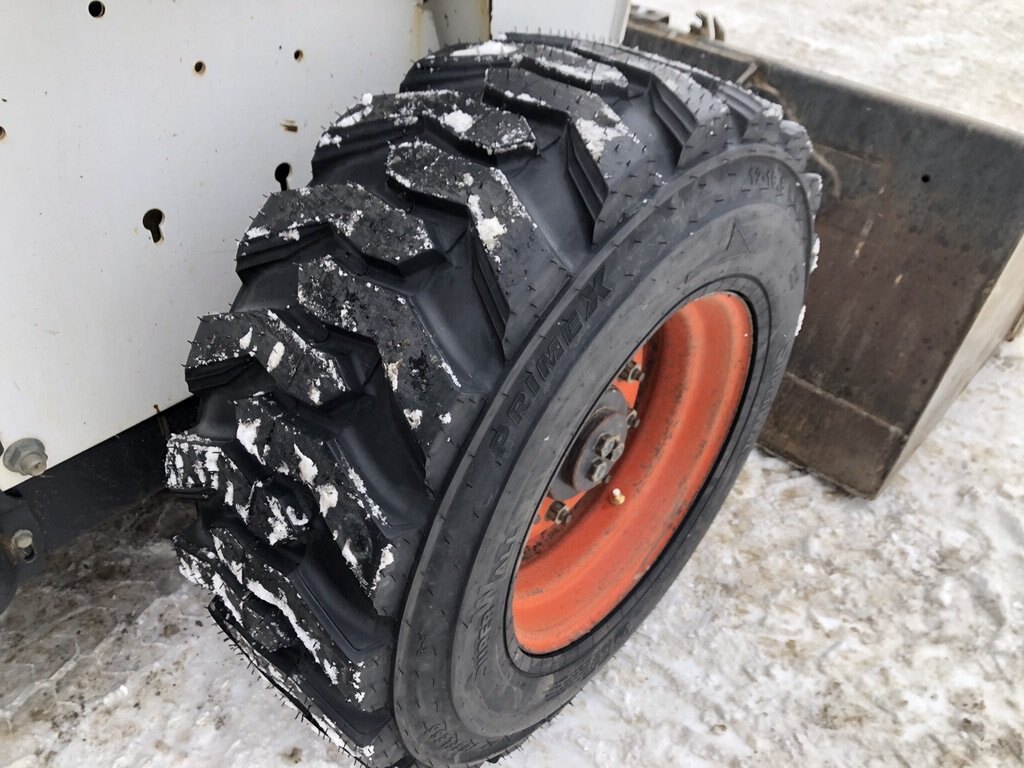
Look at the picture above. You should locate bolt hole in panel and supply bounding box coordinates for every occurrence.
[274,162,292,191]
[142,209,164,243]
[0,1,443,491]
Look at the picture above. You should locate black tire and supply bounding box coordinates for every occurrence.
[167,36,818,767]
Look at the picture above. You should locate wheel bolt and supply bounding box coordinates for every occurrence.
[586,459,609,483]
[619,360,645,383]
[626,409,640,429]
[610,488,626,505]
[11,529,35,561]
[595,433,622,460]
[545,501,572,525]
[2,438,48,477]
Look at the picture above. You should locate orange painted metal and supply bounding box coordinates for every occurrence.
[512,293,753,654]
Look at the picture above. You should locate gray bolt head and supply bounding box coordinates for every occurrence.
[11,529,34,551]
[619,360,645,383]
[545,501,568,522]
[2,438,48,477]
[545,501,573,525]
[586,458,609,483]
[595,433,621,460]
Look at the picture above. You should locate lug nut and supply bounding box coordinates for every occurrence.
[610,488,626,505]
[545,501,572,525]
[586,459,609,483]
[595,433,622,461]
[619,360,645,383]
[626,409,640,429]
[11,529,35,561]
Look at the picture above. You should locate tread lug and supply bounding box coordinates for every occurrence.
[187,308,350,406]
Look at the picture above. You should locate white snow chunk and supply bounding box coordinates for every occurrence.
[811,235,821,273]
[575,118,628,161]
[211,574,243,624]
[212,534,244,585]
[385,360,400,391]
[439,412,452,425]
[467,194,507,260]
[266,510,290,545]
[279,227,300,241]
[439,359,461,388]
[267,496,308,535]
[284,502,309,527]
[534,57,629,89]
[317,484,338,515]
[442,109,475,134]
[347,468,368,497]
[238,328,253,349]
[266,341,285,371]
[361,92,373,106]
[336,103,373,129]
[336,208,364,237]
[246,579,321,658]
[372,544,395,589]
[404,408,423,430]
[204,449,220,475]
[346,468,387,525]
[236,419,262,459]
[341,539,365,586]
[177,554,205,586]
[245,226,270,239]
[795,305,807,336]
[462,173,474,187]
[293,444,318,484]
[451,40,517,57]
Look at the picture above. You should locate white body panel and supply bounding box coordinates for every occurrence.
[0,1,626,490]
[492,0,630,42]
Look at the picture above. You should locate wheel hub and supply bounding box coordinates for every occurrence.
[511,292,755,655]
[548,387,631,501]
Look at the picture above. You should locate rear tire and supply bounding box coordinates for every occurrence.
[167,36,818,767]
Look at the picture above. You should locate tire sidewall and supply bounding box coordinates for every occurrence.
[395,150,811,764]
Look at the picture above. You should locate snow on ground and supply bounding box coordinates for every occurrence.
[657,0,1024,134]
[3,3,1023,767]
[3,336,1021,768]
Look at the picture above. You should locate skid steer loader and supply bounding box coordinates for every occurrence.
[2,3,1021,765]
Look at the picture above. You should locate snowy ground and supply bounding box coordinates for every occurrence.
[3,3,1023,767]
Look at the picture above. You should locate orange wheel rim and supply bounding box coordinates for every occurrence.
[511,292,753,655]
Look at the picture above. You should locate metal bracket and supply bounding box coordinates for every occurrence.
[0,493,46,614]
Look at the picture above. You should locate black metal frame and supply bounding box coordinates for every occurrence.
[0,399,196,612]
